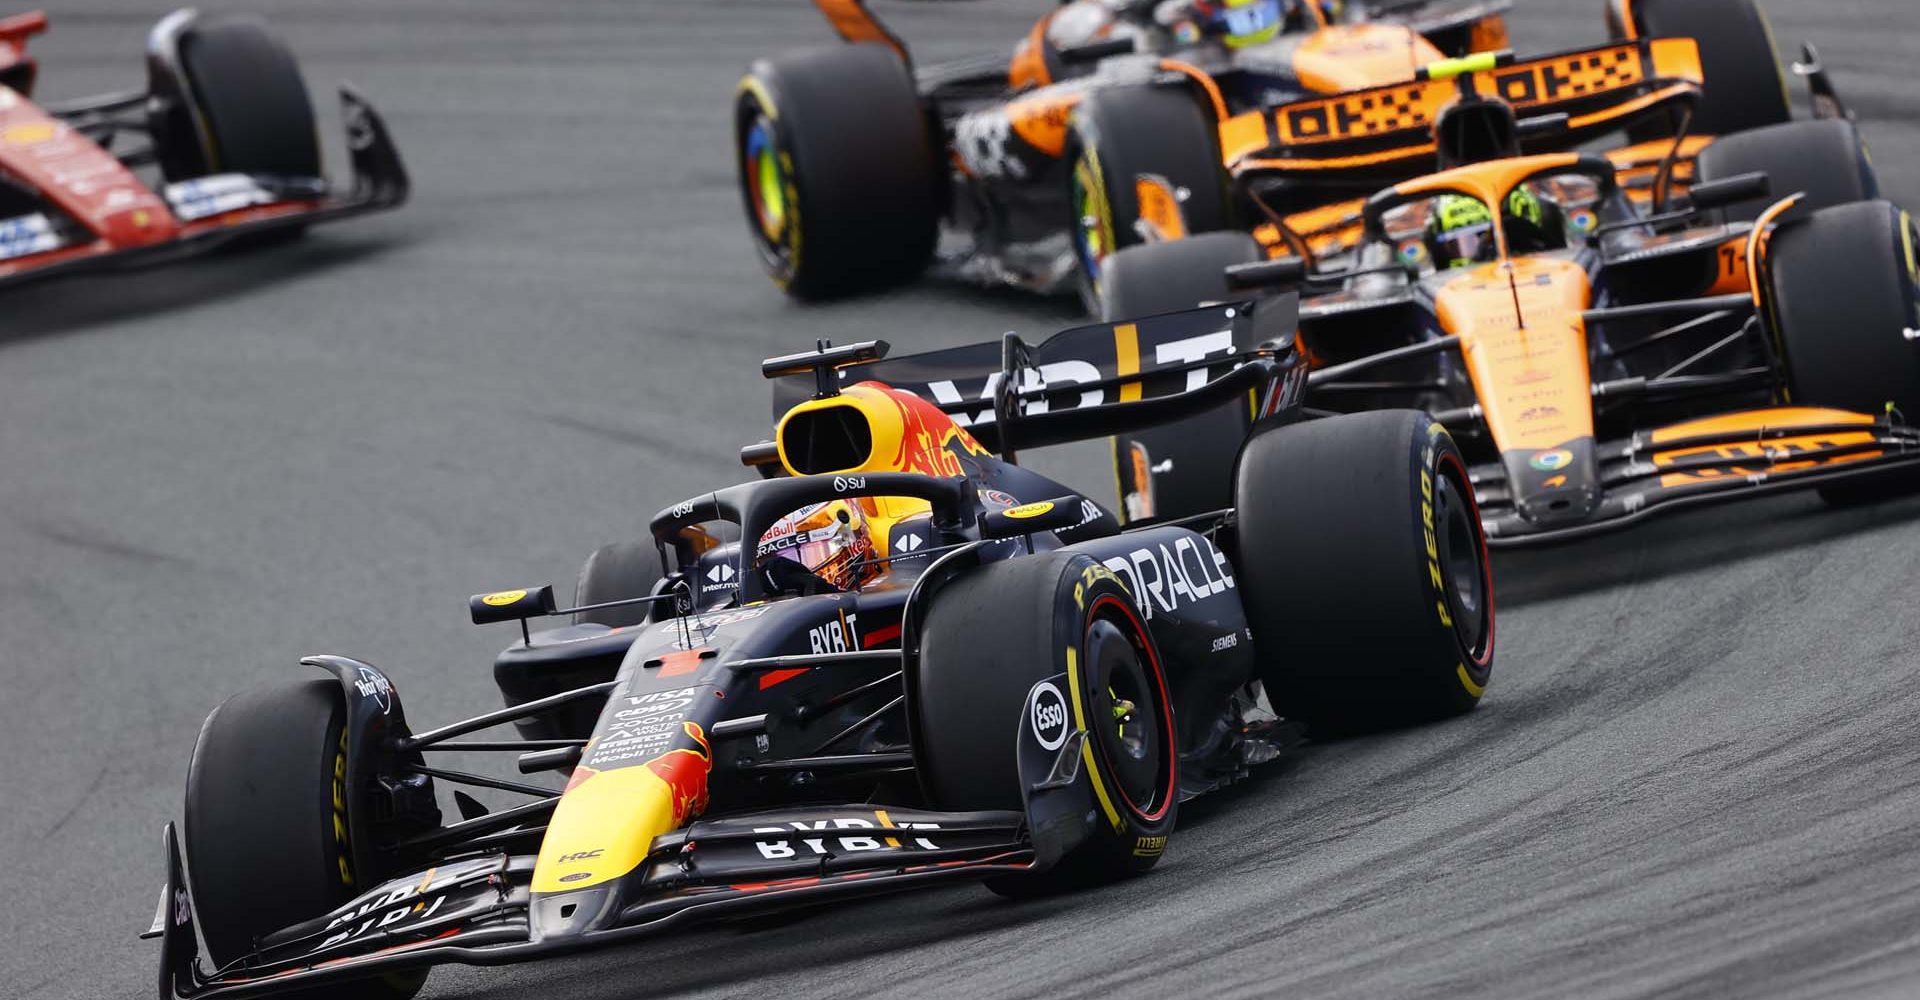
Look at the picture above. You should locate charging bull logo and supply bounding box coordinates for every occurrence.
[644,721,712,826]
[872,382,988,479]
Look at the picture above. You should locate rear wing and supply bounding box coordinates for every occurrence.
[1219,37,1705,180]
[765,293,1302,457]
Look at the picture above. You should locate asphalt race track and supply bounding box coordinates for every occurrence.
[5,2,1920,998]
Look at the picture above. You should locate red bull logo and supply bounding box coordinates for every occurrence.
[643,721,712,826]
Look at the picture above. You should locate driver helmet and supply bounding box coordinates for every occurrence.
[755,500,879,592]
[1193,0,1285,48]
[1424,194,1498,270]
[1500,184,1566,255]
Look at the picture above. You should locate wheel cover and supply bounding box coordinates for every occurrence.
[1082,604,1171,818]
[1071,151,1114,284]
[1433,458,1490,662]
[744,118,786,241]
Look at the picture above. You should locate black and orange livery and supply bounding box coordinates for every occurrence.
[1107,74,1920,541]
[735,0,1511,300]
[147,309,1495,998]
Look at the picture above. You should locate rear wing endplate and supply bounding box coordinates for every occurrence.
[814,0,910,66]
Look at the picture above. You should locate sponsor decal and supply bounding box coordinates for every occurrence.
[1028,681,1069,752]
[979,489,1018,508]
[752,815,942,860]
[1133,835,1168,858]
[1099,536,1236,620]
[1073,561,1124,611]
[670,499,697,517]
[480,589,526,606]
[353,666,393,715]
[1003,501,1054,520]
[895,532,924,553]
[1519,405,1561,422]
[654,606,767,637]
[1513,369,1552,385]
[557,850,602,863]
[0,213,59,261]
[808,611,859,654]
[316,878,451,951]
[644,722,712,824]
[559,871,593,883]
[832,475,867,492]
[1209,632,1239,653]
[921,329,1233,428]
[702,563,737,594]
[1529,449,1573,471]
[0,122,56,146]
[588,687,706,767]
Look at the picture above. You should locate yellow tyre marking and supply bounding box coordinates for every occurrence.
[1456,663,1485,698]
[1064,645,1123,831]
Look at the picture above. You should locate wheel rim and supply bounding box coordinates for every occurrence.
[1071,152,1112,284]
[1083,612,1165,816]
[1433,459,1490,661]
[743,118,786,242]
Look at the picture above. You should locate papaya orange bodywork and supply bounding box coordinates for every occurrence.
[1290,24,1440,95]
[1436,257,1595,454]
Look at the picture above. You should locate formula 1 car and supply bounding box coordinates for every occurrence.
[145,303,1494,998]
[0,8,406,292]
[732,0,1509,302]
[1090,40,1920,541]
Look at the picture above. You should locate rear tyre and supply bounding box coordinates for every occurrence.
[1067,85,1231,313]
[917,552,1178,893]
[573,540,667,628]
[1766,200,1920,503]
[1099,233,1265,524]
[1623,0,1790,139]
[155,16,321,183]
[1696,119,1878,224]
[734,45,940,299]
[1233,410,1493,734]
[184,680,424,999]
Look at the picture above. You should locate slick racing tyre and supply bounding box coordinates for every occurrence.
[1100,233,1265,524]
[573,539,668,628]
[1233,410,1493,734]
[735,44,941,299]
[917,551,1178,893]
[184,680,425,1000]
[1766,200,1920,503]
[152,16,321,183]
[1696,119,1879,225]
[1068,84,1232,313]
[1616,0,1789,140]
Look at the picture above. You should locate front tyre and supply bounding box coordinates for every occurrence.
[917,552,1178,892]
[573,540,667,628]
[734,44,940,299]
[151,16,321,183]
[184,679,424,999]
[1233,410,1493,734]
[1766,200,1920,503]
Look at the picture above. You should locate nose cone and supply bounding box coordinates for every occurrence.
[528,723,712,941]
[1503,437,1601,525]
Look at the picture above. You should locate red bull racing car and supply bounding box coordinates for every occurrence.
[0,8,406,292]
[145,303,1494,998]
